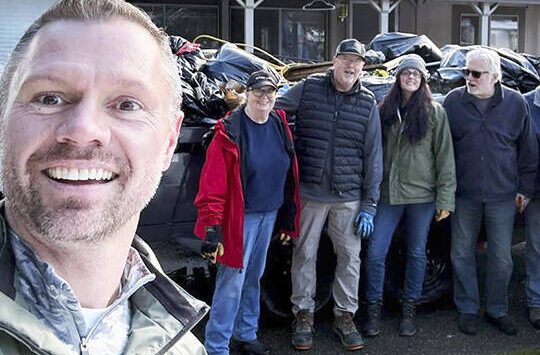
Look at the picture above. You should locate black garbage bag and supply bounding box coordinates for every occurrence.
[203,43,279,85]
[361,74,395,103]
[428,68,466,95]
[434,45,540,93]
[181,71,229,126]
[364,49,386,66]
[170,36,207,72]
[522,53,540,74]
[368,32,442,63]
[169,36,230,126]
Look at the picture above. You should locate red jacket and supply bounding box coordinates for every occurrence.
[194,108,301,268]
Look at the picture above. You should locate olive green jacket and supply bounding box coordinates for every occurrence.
[0,213,209,355]
[380,102,456,211]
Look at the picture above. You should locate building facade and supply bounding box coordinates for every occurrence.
[129,0,540,62]
[0,0,538,71]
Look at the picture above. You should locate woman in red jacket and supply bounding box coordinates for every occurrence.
[194,70,300,355]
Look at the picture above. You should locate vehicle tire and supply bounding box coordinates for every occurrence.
[261,231,335,319]
[384,217,453,305]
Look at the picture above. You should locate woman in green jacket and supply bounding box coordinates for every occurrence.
[363,54,456,338]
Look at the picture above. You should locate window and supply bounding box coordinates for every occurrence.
[281,10,326,62]
[459,14,478,46]
[136,4,219,47]
[490,15,518,51]
[231,7,326,63]
[452,5,525,52]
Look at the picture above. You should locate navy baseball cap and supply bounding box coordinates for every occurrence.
[246,70,278,90]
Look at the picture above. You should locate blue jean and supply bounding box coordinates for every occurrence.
[525,199,540,308]
[204,210,278,355]
[364,203,435,302]
[451,198,516,317]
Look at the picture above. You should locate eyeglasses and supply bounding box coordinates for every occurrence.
[401,70,422,79]
[464,69,490,79]
[337,55,364,66]
[250,88,277,97]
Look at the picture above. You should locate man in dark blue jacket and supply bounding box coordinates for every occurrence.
[444,48,538,336]
[524,85,540,329]
[276,39,383,351]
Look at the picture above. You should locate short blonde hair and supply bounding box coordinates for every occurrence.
[0,0,182,125]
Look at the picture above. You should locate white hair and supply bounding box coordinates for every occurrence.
[466,47,502,81]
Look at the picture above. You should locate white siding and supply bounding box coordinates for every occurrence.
[0,0,54,72]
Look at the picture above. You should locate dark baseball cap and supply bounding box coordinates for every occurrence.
[246,70,278,90]
[335,38,366,60]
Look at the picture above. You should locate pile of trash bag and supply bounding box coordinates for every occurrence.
[203,43,279,86]
[170,36,284,126]
[368,32,442,63]
[429,44,540,94]
[361,73,395,103]
[170,36,229,126]
[170,32,540,126]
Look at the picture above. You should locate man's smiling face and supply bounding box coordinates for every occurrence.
[332,54,364,92]
[1,19,180,243]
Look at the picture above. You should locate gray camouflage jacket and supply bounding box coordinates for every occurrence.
[0,208,209,354]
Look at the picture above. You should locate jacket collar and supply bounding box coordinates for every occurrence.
[327,68,361,95]
[0,203,208,353]
[462,81,504,107]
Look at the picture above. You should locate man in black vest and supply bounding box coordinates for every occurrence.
[276,38,383,351]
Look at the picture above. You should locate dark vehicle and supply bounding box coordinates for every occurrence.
[137,123,453,319]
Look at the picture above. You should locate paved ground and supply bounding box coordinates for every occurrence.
[154,241,540,355]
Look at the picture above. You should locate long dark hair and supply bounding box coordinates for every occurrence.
[379,74,433,143]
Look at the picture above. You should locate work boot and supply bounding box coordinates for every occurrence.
[291,310,314,351]
[363,300,382,337]
[399,299,417,337]
[486,314,517,335]
[458,313,479,335]
[333,312,364,351]
[233,339,270,355]
[528,308,540,329]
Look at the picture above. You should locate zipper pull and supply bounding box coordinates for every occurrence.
[80,337,89,355]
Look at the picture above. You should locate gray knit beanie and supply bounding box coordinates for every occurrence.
[396,54,428,78]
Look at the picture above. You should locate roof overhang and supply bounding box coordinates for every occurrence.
[427,0,540,5]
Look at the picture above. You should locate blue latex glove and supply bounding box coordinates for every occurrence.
[354,211,374,239]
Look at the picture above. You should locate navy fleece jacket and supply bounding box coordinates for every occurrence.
[444,83,538,201]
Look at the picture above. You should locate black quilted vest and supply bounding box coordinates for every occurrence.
[294,71,376,193]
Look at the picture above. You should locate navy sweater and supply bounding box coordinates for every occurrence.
[524,89,540,198]
[241,111,290,213]
[444,83,538,201]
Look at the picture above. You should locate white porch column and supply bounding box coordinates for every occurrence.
[367,0,403,34]
[470,2,499,46]
[236,0,264,52]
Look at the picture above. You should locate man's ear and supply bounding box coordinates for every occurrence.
[161,111,183,172]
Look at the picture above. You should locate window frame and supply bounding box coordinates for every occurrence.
[452,4,525,52]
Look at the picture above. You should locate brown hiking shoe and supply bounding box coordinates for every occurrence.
[291,310,314,350]
[333,312,364,351]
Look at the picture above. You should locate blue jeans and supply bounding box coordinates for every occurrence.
[204,210,278,355]
[364,203,435,302]
[525,199,540,308]
[451,198,516,317]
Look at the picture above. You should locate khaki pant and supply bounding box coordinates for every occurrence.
[291,198,361,316]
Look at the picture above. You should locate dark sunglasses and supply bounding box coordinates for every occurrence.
[464,69,489,79]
